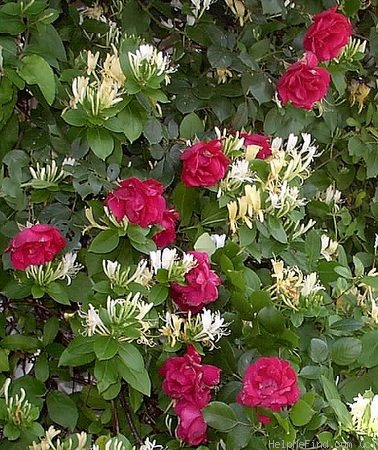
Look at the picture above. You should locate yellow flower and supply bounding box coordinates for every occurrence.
[349,80,370,113]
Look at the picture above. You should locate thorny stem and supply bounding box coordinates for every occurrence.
[120,385,143,445]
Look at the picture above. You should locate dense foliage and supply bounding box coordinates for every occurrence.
[0,0,378,449]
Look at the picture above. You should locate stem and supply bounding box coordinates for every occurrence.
[119,385,143,445]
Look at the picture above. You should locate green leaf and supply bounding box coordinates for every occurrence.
[148,284,168,305]
[290,399,315,426]
[257,306,285,334]
[118,343,145,372]
[309,338,329,363]
[305,229,321,270]
[359,330,378,368]
[248,72,273,105]
[34,353,49,382]
[117,359,151,396]
[331,337,362,366]
[143,118,162,144]
[94,359,119,394]
[203,401,238,431]
[93,336,120,360]
[47,392,78,430]
[59,336,96,367]
[267,216,287,244]
[89,230,120,254]
[87,128,114,160]
[179,113,204,139]
[172,182,199,226]
[118,105,144,143]
[1,335,40,352]
[19,55,55,105]
[194,232,217,256]
[360,276,378,289]
[46,282,70,305]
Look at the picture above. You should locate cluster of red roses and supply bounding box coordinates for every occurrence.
[159,348,300,445]
[160,345,221,446]
[5,224,67,270]
[277,6,352,109]
[106,176,179,248]
[181,132,271,188]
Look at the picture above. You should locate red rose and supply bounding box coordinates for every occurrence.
[237,357,300,412]
[175,401,208,446]
[257,414,272,425]
[170,251,221,313]
[277,52,331,110]
[106,177,166,228]
[181,139,230,187]
[304,6,352,62]
[6,224,66,270]
[241,133,272,159]
[152,208,180,248]
[159,345,221,409]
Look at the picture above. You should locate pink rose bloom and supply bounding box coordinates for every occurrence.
[106,177,166,228]
[304,6,352,62]
[159,345,221,409]
[152,208,180,248]
[277,52,331,110]
[170,251,221,313]
[237,357,300,412]
[241,133,272,159]
[5,224,66,270]
[181,139,230,187]
[175,401,208,446]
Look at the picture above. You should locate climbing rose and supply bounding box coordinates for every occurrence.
[181,139,230,187]
[159,345,221,409]
[277,52,331,110]
[241,133,272,159]
[237,357,300,412]
[153,208,180,248]
[170,251,221,313]
[106,177,166,227]
[304,6,352,62]
[6,224,66,270]
[175,401,208,446]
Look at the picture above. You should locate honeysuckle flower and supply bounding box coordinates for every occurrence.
[79,294,154,345]
[137,437,165,450]
[87,50,100,75]
[349,78,371,112]
[83,206,129,233]
[160,309,229,349]
[216,67,233,84]
[28,160,68,185]
[321,234,338,261]
[209,234,226,249]
[2,378,39,428]
[321,185,342,210]
[349,390,378,436]
[102,48,125,85]
[25,253,83,286]
[128,44,174,85]
[103,259,152,289]
[266,182,306,218]
[149,249,197,279]
[290,219,316,240]
[270,260,323,310]
[70,76,89,108]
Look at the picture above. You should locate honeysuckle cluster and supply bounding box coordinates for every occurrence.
[349,390,378,437]
[78,293,154,345]
[102,249,198,294]
[269,260,324,311]
[24,253,83,287]
[225,133,319,234]
[29,426,162,450]
[159,309,230,349]
[128,44,174,86]
[84,206,129,233]
[67,46,125,119]
[1,378,39,429]
[316,184,343,212]
[21,158,76,189]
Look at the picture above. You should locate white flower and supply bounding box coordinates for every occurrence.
[323,185,342,209]
[198,309,230,344]
[229,159,254,183]
[349,390,378,436]
[301,272,323,298]
[321,234,338,261]
[87,50,100,75]
[128,44,174,84]
[62,157,76,166]
[209,234,226,249]
[29,160,67,184]
[79,304,110,337]
[150,248,177,274]
[374,234,378,253]
[138,437,165,450]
